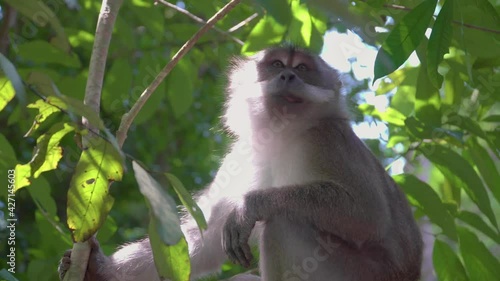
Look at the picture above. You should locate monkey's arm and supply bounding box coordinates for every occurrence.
[252,182,389,238]
[223,181,390,266]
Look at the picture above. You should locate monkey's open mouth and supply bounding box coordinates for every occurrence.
[282,95,303,103]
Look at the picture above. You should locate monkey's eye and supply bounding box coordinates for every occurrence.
[295,63,308,71]
[272,60,284,68]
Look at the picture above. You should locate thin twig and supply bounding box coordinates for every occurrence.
[455,21,500,34]
[383,4,411,11]
[360,0,500,34]
[155,0,243,45]
[228,12,259,33]
[116,0,242,147]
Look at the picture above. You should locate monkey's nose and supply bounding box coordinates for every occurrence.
[280,72,295,82]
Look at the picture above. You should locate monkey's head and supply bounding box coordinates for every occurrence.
[224,46,346,138]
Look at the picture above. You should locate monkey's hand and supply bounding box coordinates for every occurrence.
[58,236,109,281]
[222,206,256,267]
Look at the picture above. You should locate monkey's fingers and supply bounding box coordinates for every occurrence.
[240,240,253,266]
[223,226,238,264]
[58,250,72,280]
[225,228,250,267]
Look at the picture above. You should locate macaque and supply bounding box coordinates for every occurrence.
[59,46,422,281]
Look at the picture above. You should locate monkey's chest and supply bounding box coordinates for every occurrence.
[267,146,315,187]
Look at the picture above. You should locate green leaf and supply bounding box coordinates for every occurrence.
[374,0,437,80]
[433,239,468,281]
[25,98,63,136]
[67,138,124,242]
[458,227,500,281]
[255,0,292,25]
[453,0,500,58]
[457,211,500,244]
[17,40,81,68]
[404,116,434,139]
[25,96,122,154]
[131,2,164,36]
[96,216,118,243]
[134,52,167,124]
[448,113,499,157]
[28,176,57,218]
[0,77,15,113]
[415,52,442,127]
[394,174,457,240]
[0,134,17,166]
[132,161,183,245]
[389,67,419,116]
[474,56,500,69]
[0,53,26,106]
[29,122,75,179]
[102,59,133,116]
[242,16,287,55]
[288,1,310,47]
[66,29,95,51]
[14,163,31,191]
[465,138,500,204]
[166,59,194,119]
[150,221,190,281]
[308,6,328,54]
[166,173,207,231]
[3,0,70,52]
[427,0,453,88]
[419,144,497,229]
[387,133,409,149]
[358,104,406,126]
[482,115,500,122]
[26,95,107,136]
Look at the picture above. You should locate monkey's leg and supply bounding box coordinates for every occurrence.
[184,197,239,279]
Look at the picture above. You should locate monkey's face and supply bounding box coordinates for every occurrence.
[256,48,342,118]
[224,47,344,138]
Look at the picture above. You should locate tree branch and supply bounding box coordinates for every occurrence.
[83,0,122,133]
[155,0,244,45]
[116,0,242,147]
[228,12,259,33]
[64,1,123,281]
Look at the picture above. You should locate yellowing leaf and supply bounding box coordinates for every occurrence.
[0,77,15,112]
[31,122,75,178]
[67,139,124,242]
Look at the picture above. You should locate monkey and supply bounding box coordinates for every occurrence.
[59,45,423,281]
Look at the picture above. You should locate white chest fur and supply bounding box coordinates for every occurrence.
[260,139,315,188]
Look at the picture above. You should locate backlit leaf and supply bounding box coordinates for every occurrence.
[427,0,453,87]
[374,0,437,80]
[433,239,468,281]
[67,138,124,241]
[419,144,497,229]
[458,227,500,280]
[394,174,457,240]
